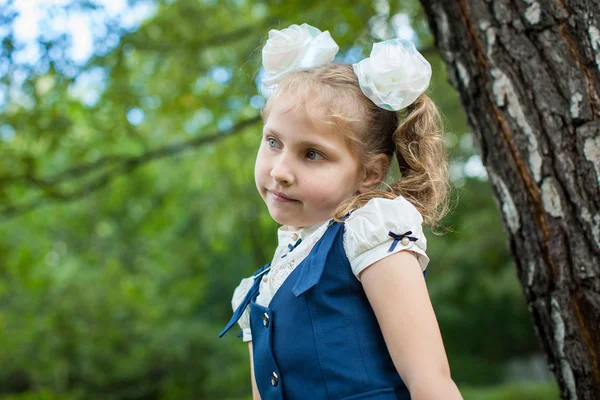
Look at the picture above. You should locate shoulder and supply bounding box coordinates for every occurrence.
[343,196,429,279]
[231,262,271,310]
[231,276,255,311]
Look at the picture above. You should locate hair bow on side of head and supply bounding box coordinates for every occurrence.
[260,23,340,98]
[352,39,432,111]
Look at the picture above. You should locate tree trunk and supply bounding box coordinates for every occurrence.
[419,0,600,398]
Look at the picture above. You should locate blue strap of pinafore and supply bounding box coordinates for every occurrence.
[219,262,271,338]
[219,218,346,337]
[292,220,344,297]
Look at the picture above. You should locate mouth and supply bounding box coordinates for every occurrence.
[268,190,298,203]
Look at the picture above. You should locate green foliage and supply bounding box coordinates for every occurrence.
[1,390,76,400]
[462,382,560,400]
[0,0,549,398]
[426,178,542,384]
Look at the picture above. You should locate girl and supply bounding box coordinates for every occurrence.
[220,23,462,400]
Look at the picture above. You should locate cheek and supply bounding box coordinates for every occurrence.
[302,178,344,204]
[307,164,359,191]
[254,148,269,177]
[254,152,269,192]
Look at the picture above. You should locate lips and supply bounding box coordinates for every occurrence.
[269,190,298,202]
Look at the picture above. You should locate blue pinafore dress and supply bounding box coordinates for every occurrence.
[220,219,425,399]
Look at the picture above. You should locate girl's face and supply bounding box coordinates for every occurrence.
[255,97,364,230]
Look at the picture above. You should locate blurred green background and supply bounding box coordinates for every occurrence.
[0,0,559,399]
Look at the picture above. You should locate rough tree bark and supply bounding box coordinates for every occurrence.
[419,0,600,398]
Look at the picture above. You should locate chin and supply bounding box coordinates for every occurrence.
[268,210,301,228]
[270,214,296,227]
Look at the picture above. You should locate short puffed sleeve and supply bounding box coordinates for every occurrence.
[343,196,429,280]
[231,276,254,342]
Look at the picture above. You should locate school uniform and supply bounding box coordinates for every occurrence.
[220,196,429,399]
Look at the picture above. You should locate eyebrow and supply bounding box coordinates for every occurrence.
[264,128,288,139]
[265,128,338,154]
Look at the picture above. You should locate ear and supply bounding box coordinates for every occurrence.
[357,154,390,194]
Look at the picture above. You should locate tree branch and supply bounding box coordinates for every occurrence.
[0,115,262,220]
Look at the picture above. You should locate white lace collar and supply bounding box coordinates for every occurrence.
[276,219,330,247]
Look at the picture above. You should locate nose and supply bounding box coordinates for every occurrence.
[270,155,295,185]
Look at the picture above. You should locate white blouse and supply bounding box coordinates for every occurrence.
[230,196,429,342]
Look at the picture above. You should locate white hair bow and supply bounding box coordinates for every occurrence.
[260,23,432,111]
[260,23,339,97]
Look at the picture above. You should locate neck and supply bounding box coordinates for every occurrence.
[281,225,302,231]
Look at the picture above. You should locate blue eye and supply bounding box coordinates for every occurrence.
[268,138,278,148]
[306,150,324,160]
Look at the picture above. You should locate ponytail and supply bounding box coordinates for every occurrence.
[333,93,451,232]
[390,94,450,231]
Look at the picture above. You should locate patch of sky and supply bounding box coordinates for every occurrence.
[9,0,156,71]
[41,6,68,42]
[0,21,10,39]
[210,66,232,85]
[13,4,41,42]
[100,0,127,18]
[250,95,265,110]
[371,9,418,42]
[0,124,16,142]
[61,64,79,78]
[369,15,389,40]
[254,68,265,88]
[67,66,107,107]
[97,33,121,57]
[119,1,156,31]
[9,83,35,110]
[13,40,42,66]
[391,13,416,41]
[341,46,365,64]
[66,12,95,64]
[127,108,145,126]
[12,68,28,86]
[464,154,488,180]
[374,0,390,15]
[0,59,8,79]
[217,116,234,132]
[0,84,6,110]
[48,46,63,61]
[33,57,50,76]
[8,69,34,108]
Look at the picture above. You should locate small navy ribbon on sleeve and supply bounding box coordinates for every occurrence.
[388,230,418,252]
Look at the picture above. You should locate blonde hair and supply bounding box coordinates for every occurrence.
[261,64,450,232]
